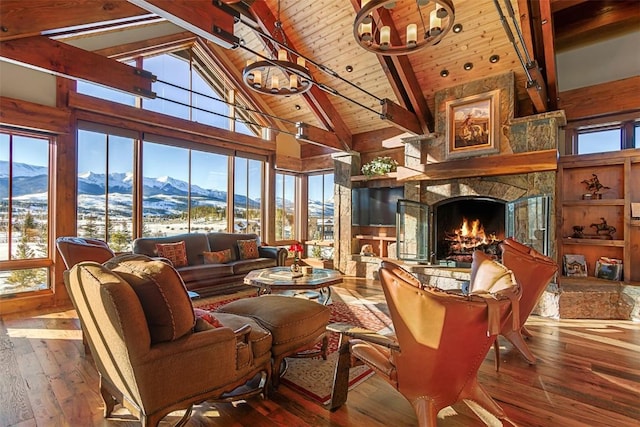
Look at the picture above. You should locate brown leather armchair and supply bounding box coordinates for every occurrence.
[330,256,520,426]
[492,237,558,368]
[56,236,115,269]
[64,256,271,427]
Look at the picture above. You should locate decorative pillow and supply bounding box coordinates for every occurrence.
[470,250,516,294]
[104,253,194,344]
[203,249,233,264]
[237,239,259,260]
[193,308,224,331]
[155,241,188,267]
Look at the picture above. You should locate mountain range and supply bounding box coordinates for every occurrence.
[1,160,332,217]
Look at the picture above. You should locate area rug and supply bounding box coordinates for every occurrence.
[193,288,393,405]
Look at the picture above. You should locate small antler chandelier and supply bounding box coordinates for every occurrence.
[354,0,455,56]
[242,1,312,96]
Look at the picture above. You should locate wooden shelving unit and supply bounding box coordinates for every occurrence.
[556,150,640,283]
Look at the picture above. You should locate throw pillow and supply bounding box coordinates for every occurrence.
[193,308,224,331]
[237,239,259,260]
[104,253,194,344]
[155,241,188,267]
[203,249,233,264]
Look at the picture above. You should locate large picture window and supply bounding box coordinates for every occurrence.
[77,127,135,251]
[234,157,263,236]
[275,172,296,241]
[308,173,334,242]
[0,130,51,296]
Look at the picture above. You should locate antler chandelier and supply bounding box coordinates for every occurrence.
[242,0,312,96]
[355,0,455,56]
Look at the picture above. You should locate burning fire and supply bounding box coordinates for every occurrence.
[446,217,499,251]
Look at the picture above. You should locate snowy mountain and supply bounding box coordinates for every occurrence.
[2,160,333,217]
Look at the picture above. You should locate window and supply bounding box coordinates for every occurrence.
[275,172,296,241]
[0,130,51,296]
[577,128,621,154]
[234,157,263,236]
[77,127,135,251]
[308,173,334,242]
[576,120,638,154]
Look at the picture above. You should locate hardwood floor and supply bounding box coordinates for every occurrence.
[1,277,639,427]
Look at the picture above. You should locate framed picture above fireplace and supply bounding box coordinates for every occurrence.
[445,89,500,159]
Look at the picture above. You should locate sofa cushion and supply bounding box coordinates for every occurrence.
[237,239,260,260]
[178,263,235,284]
[207,233,261,261]
[133,233,210,266]
[203,249,233,264]
[104,254,194,344]
[230,258,277,275]
[156,241,188,267]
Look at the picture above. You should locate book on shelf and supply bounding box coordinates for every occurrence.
[563,254,587,277]
[594,257,623,281]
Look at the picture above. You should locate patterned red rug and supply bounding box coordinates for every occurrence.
[194,290,393,405]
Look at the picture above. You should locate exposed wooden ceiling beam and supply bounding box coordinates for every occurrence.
[536,0,556,111]
[0,0,152,41]
[0,36,155,98]
[126,0,237,48]
[248,1,353,150]
[296,123,346,152]
[380,99,423,135]
[350,0,433,134]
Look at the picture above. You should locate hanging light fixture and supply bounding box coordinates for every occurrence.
[354,0,455,56]
[242,0,312,96]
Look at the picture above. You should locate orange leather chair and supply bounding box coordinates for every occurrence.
[56,236,115,269]
[330,256,520,427]
[492,237,558,368]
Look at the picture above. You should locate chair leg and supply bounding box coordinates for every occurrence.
[504,329,537,364]
[330,333,352,411]
[412,397,439,427]
[493,339,501,372]
[521,325,533,337]
[462,379,516,426]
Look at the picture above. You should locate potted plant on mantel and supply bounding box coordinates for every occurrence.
[361,156,398,178]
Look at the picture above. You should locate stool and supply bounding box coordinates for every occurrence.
[216,295,331,388]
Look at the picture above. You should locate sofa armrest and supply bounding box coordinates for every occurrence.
[258,246,288,266]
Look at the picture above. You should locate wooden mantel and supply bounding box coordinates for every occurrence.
[396,149,558,181]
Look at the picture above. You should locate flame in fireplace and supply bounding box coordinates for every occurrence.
[446,217,500,251]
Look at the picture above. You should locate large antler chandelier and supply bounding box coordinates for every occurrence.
[242,0,312,96]
[355,0,455,56]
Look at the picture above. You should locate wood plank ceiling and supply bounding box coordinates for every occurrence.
[1,0,638,153]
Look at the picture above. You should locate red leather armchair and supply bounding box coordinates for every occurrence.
[493,237,558,368]
[330,257,520,426]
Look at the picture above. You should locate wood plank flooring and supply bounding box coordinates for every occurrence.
[1,277,639,427]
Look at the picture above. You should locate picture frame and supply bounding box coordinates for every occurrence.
[595,257,623,281]
[563,254,587,277]
[445,89,500,159]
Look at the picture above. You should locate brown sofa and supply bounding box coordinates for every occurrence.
[132,232,287,296]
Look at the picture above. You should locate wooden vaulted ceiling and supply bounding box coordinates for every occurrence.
[1,0,638,155]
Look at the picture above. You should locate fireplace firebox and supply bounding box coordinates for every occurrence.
[434,197,505,265]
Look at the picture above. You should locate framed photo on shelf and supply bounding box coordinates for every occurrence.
[445,89,500,159]
[563,254,587,277]
[595,257,623,281]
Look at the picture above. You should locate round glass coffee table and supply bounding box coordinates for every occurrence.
[244,266,342,305]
